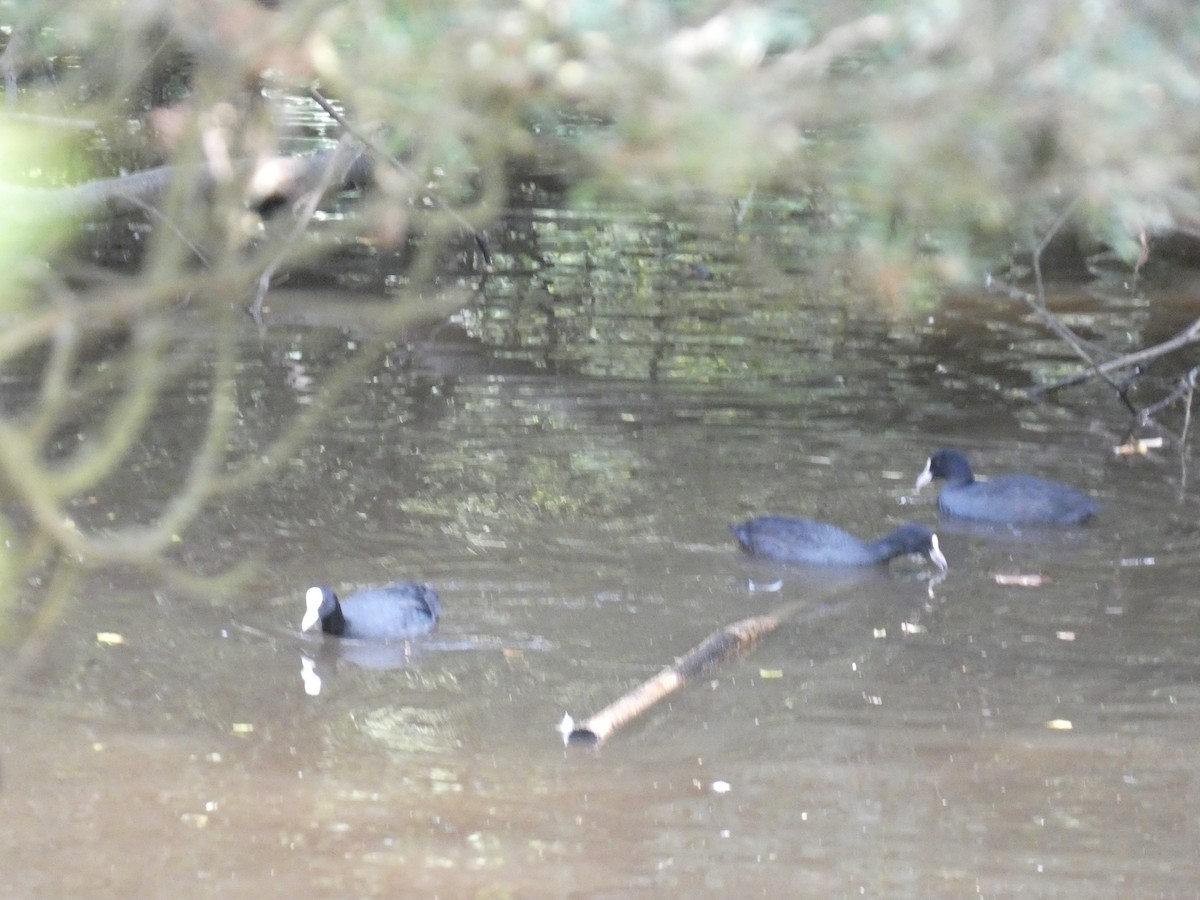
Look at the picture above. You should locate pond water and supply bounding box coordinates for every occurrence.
[5,201,1200,898]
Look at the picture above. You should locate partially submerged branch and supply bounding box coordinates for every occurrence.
[989,210,1200,448]
[563,593,859,748]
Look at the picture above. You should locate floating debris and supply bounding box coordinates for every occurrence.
[993,573,1047,587]
[748,579,783,593]
[1113,436,1163,456]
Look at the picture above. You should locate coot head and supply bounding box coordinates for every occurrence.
[302,586,344,634]
[885,523,949,571]
[914,448,976,489]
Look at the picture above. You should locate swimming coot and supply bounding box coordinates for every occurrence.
[730,517,948,570]
[301,582,440,640]
[914,448,1098,525]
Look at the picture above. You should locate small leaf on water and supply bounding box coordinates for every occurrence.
[993,573,1046,587]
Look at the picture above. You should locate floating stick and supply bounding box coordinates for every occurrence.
[563,594,856,748]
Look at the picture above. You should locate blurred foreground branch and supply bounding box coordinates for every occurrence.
[4,0,1200,662]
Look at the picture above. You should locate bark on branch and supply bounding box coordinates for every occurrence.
[0,147,375,221]
[563,593,859,748]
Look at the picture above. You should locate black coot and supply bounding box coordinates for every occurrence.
[730,517,948,570]
[301,582,440,640]
[915,448,1098,525]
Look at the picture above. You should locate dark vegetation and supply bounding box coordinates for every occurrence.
[1,1,1199,664]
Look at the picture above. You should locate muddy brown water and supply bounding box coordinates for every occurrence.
[4,209,1200,897]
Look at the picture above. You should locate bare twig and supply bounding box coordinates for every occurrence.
[1024,197,1129,398]
[0,147,372,223]
[1002,200,1200,406]
[250,135,366,326]
[994,205,1200,455]
[308,86,493,271]
[733,183,757,228]
[987,209,1200,405]
[772,14,895,78]
[1019,313,1200,399]
[0,556,78,688]
[1178,368,1200,497]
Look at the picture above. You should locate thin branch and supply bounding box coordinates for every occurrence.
[86,308,240,561]
[1021,313,1200,399]
[1024,197,1130,397]
[1004,199,1200,404]
[44,320,172,500]
[37,315,81,427]
[308,86,493,270]
[772,14,895,79]
[1179,368,1199,498]
[250,135,366,326]
[0,555,78,688]
[221,288,468,497]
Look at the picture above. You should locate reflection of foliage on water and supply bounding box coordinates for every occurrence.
[359,705,460,757]
[527,448,640,519]
[403,440,643,538]
[460,203,912,385]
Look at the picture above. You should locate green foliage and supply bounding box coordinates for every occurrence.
[0,121,73,305]
[10,1,1200,272]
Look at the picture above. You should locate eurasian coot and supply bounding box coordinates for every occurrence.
[301,582,440,640]
[914,448,1098,525]
[730,517,948,570]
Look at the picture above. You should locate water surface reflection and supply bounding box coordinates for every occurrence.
[5,214,1200,896]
